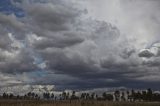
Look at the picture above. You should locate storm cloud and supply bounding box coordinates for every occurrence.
[0,0,160,90]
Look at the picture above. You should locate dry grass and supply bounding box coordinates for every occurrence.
[0,100,160,106]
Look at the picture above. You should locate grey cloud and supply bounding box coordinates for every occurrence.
[0,14,24,50]
[48,53,98,76]
[35,18,144,89]
[138,49,155,58]
[0,49,38,74]
[22,1,86,49]
[30,11,151,90]
[120,48,135,59]
[25,3,80,31]
[0,13,24,31]
[142,57,160,67]
[21,0,160,90]
[0,33,12,50]
[23,0,84,33]
[0,31,38,74]
[1,0,160,90]
[33,32,84,49]
[151,42,160,56]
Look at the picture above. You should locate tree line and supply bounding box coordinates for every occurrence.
[0,92,40,100]
[0,88,160,102]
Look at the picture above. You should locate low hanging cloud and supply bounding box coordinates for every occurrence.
[0,0,160,90]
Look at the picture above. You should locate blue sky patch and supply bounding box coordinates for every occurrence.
[0,0,24,17]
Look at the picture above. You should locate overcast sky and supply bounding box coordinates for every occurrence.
[0,0,160,90]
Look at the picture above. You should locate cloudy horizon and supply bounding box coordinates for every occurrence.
[0,0,160,91]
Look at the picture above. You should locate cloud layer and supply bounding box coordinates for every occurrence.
[0,0,160,90]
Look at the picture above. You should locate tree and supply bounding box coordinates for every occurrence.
[62,92,67,100]
[46,93,50,100]
[31,92,35,99]
[121,92,125,101]
[86,93,90,100]
[3,93,7,99]
[66,92,70,100]
[135,91,142,101]
[9,93,14,99]
[24,94,27,100]
[17,95,20,99]
[27,92,31,97]
[147,88,152,101]
[102,92,106,100]
[43,93,50,100]
[51,93,54,100]
[91,93,95,100]
[80,93,85,100]
[142,91,147,101]
[126,91,130,101]
[114,90,120,101]
[96,94,98,100]
[35,94,39,99]
[131,89,135,101]
[105,94,113,101]
[102,92,107,100]
[71,91,78,100]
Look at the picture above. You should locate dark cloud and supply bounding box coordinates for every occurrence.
[33,32,84,49]
[0,13,25,32]
[45,51,98,76]
[0,0,160,90]
[0,48,38,74]
[22,0,86,49]
[138,49,155,58]
[25,3,80,31]
[0,33,12,50]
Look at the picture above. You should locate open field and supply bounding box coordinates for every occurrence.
[0,100,160,106]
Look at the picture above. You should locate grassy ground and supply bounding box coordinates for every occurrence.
[0,100,160,106]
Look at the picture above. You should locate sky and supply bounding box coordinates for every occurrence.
[0,0,160,90]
